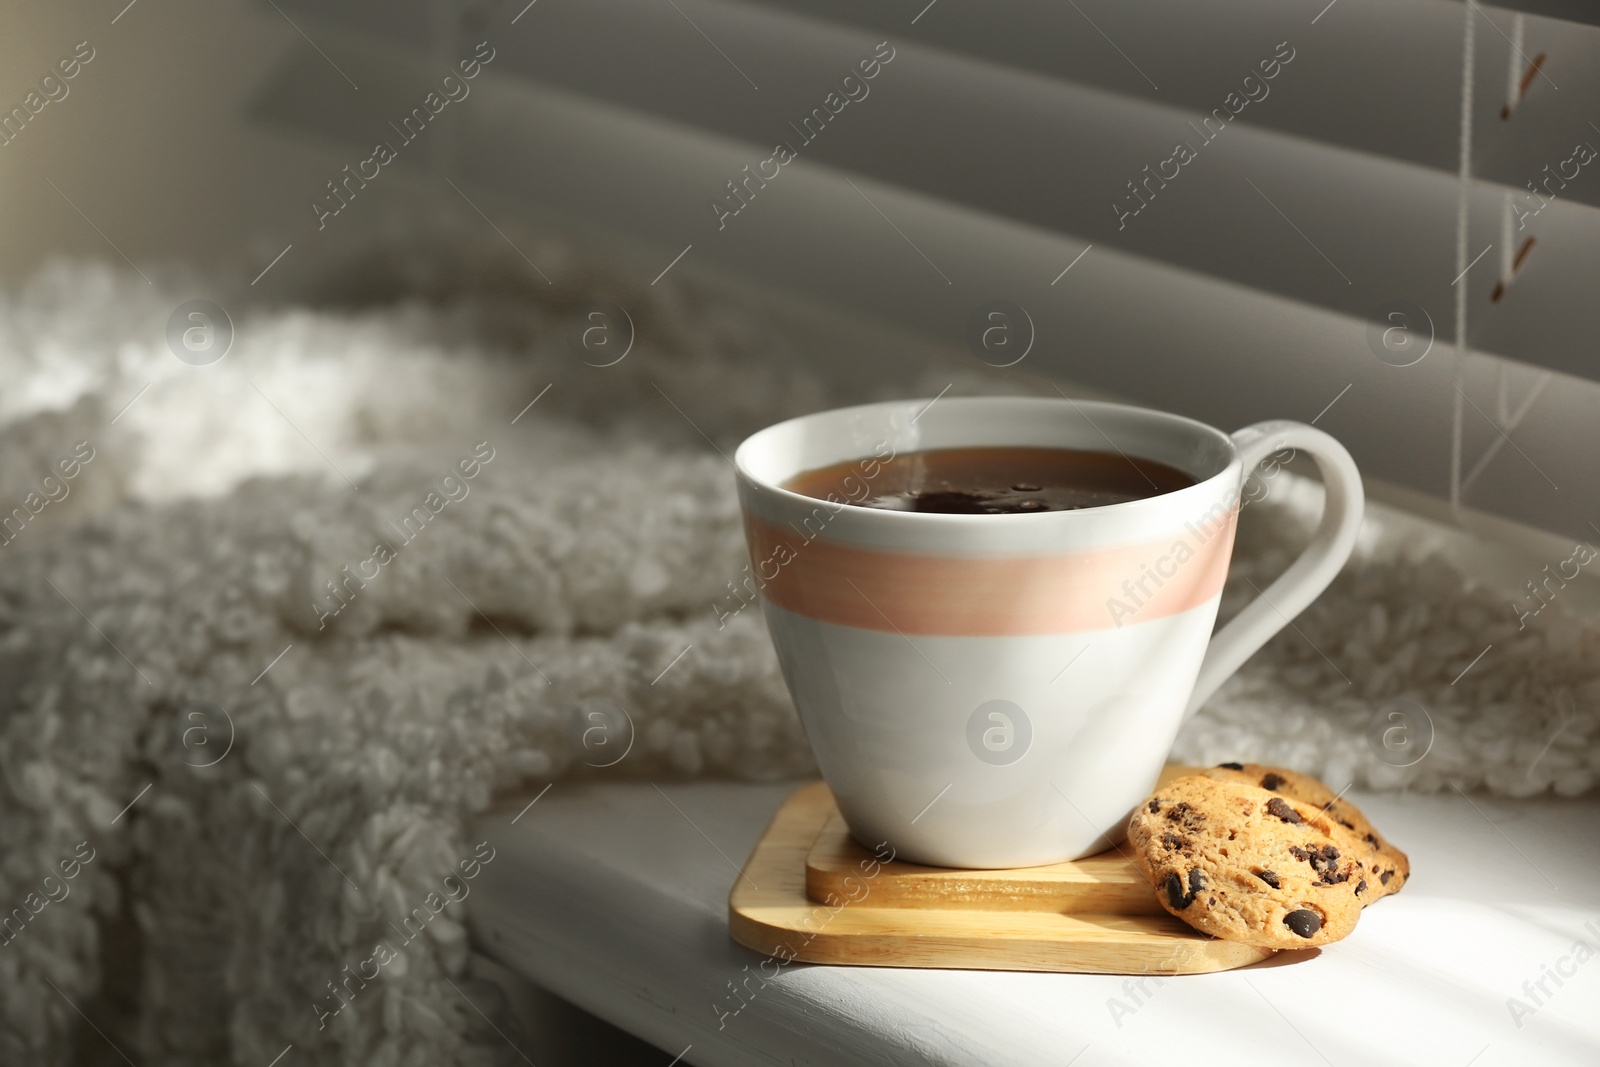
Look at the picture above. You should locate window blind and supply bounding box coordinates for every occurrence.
[255,0,1600,540]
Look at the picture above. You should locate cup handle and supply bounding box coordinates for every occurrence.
[1183,420,1364,721]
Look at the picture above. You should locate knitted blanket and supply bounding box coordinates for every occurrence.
[2,237,1594,1066]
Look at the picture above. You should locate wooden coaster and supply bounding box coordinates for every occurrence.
[728,777,1274,975]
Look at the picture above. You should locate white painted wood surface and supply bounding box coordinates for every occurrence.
[468,781,1600,1067]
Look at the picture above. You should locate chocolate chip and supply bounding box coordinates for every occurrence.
[1165,802,1206,830]
[1380,869,1393,885]
[1218,762,1244,770]
[1208,896,1217,905]
[1318,868,1350,886]
[1364,832,1379,848]
[1260,773,1285,791]
[1265,798,1301,824]
[1162,832,1191,852]
[1256,869,1280,889]
[1188,868,1206,895]
[1283,909,1322,938]
[1164,871,1194,910]
[1148,799,1161,813]
[1354,879,1368,896]
[1288,844,1341,876]
[1337,818,1356,830]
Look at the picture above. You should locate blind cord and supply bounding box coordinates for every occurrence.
[1451,0,1478,514]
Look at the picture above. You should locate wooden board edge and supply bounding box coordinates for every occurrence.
[729,907,1273,975]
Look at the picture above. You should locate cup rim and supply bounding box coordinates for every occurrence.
[733,395,1241,524]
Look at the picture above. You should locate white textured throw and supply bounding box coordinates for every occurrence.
[0,240,1594,1065]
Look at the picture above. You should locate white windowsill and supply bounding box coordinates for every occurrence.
[467,779,1600,1067]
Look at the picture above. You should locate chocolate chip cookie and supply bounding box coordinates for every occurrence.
[1129,775,1373,949]
[1205,762,1409,897]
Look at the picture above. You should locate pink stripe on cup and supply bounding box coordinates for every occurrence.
[743,511,1238,636]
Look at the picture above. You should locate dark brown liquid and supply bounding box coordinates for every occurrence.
[784,446,1195,514]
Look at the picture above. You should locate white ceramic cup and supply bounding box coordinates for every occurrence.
[734,396,1363,868]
